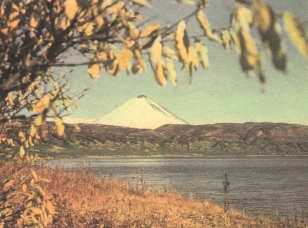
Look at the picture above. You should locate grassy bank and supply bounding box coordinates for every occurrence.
[0,159,306,227]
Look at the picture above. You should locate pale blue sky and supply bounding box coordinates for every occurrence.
[64,0,308,125]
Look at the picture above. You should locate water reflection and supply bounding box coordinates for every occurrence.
[39,156,308,218]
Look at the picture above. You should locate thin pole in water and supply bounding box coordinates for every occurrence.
[223,172,230,212]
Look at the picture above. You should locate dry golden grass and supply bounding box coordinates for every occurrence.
[0,159,306,227]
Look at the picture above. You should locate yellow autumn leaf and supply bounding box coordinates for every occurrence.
[1,27,9,36]
[118,48,133,71]
[101,0,113,9]
[166,58,177,86]
[149,35,166,86]
[252,1,286,71]
[30,12,40,31]
[30,207,43,215]
[29,136,34,146]
[39,178,51,183]
[27,81,38,93]
[79,43,90,53]
[113,2,125,10]
[55,118,65,137]
[188,46,199,70]
[93,41,101,52]
[22,184,27,193]
[7,138,15,146]
[221,30,231,50]
[8,4,20,30]
[19,145,26,157]
[24,140,29,148]
[106,60,120,76]
[88,57,101,78]
[235,3,253,32]
[30,124,37,137]
[9,16,20,30]
[124,38,135,49]
[230,31,241,53]
[65,0,79,21]
[131,60,142,74]
[17,90,24,103]
[131,0,151,8]
[31,169,39,181]
[0,6,4,16]
[128,22,139,40]
[30,178,35,186]
[175,21,189,65]
[150,35,163,65]
[120,9,128,27]
[105,48,119,76]
[33,114,43,126]
[3,179,15,191]
[176,0,195,5]
[34,185,46,197]
[98,51,108,61]
[155,61,167,86]
[95,15,105,31]
[238,30,258,72]
[196,11,221,43]
[195,39,209,69]
[18,131,26,142]
[140,24,160,38]
[6,92,14,106]
[256,53,265,85]
[252,0,272,33]
[33,95,51,113]
[134,48,142,60]
[83,22,94,36]
[105,2,124,22]
[132,50,145,74]
[284,12,308,57]
[163,46,178,60]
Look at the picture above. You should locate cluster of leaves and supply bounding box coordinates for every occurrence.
[1,165,55,227]
[84,0,308,87]
[0,67,85,160]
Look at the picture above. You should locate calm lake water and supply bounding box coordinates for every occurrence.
[39,156,308,218]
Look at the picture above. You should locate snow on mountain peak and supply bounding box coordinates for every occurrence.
[91,95,188,129]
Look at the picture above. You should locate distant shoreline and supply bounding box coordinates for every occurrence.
[37,153,308,161]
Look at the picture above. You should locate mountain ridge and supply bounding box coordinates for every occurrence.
[27,121,308,158]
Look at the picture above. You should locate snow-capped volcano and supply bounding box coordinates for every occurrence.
[90,95,188,129]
